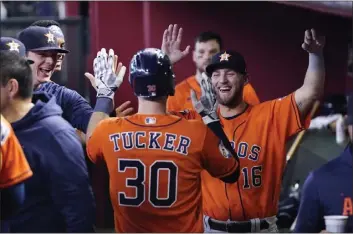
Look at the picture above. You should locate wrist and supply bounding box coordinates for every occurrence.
[94,98,114,114]
[309,51,324,57]
[308,52,325,71]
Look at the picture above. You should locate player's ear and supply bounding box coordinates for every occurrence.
[243,73,249,85]
[6,78,19,99]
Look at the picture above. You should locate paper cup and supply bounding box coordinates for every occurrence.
[324,215,348,233]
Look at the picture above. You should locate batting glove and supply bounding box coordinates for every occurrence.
[191,73,239,164]
[190,72,219,125]
[93,48,125,100]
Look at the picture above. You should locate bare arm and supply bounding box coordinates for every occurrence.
[86,100,134,140]
[86,102,111,140]
[295,29,326,121]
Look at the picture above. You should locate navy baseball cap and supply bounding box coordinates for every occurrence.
[206,50,247,76]
[0,37,34,64]
[18,26,69,54]
[347,93,353,126]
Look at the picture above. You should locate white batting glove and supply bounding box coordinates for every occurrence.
[93,48,125,99]
[190,72,219,125]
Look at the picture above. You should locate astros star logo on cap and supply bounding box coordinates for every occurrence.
[6,41,20,53]
[44,32,55,43]
[219,51,231,62]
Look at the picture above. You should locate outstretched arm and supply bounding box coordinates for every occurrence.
[295,29,326,121]
[85,48,126,141]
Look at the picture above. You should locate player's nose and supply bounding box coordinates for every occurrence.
[219,73,228,83]
[204,52,213,61]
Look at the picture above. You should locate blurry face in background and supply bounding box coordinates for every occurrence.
[211,68,247,107]
[55,37,65,71]
[27,51,58,87]
[193,40,220,73]
[48,25,65,71]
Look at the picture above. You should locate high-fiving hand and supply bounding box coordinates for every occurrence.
[302,29,325,54]
[85,48,126,100]
[161,24,190,65]
[190,72,218,125]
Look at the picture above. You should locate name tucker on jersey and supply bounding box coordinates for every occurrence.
[109,131,191,155]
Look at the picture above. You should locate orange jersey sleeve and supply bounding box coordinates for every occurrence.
[243,82,260,105]
[200,128,238,178]
[268,92,310,141]
[0,116,32,188]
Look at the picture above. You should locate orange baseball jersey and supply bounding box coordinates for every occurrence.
[167,75,260,111]
[86,114,238,232]
[173,93,310,221]
[0,115,32,188]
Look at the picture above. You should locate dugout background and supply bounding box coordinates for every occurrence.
[1,1,351,229]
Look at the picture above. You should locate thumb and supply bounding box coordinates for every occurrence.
[301,43,308,51]
[85,72,95,81]
[85,72,97,90]
[115,66,126,87]
[182,45,191,57]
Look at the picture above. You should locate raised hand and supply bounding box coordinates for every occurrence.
[161,24,190,65]
[302,29,325,54]
[85,48,126,100]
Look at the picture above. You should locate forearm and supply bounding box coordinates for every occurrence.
[295,53,325,119]
[86,98,113,141]
[303,53,325,98]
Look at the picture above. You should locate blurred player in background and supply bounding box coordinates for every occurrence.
[164,24,260,112]
[0,51,95,232]
[86,48,239,232]
[295,93,353,233]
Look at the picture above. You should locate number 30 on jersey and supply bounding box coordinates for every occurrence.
[118,159,178,208]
